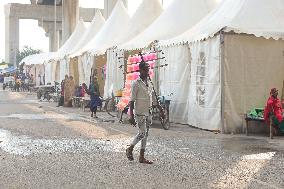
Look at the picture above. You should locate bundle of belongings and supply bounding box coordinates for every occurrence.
[248,108,264,119]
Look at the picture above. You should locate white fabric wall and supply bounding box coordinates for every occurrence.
[51,61,58,83]
[104,49,125,98]
[187,36,221,131]
[44,63,52,84]
[223,34,284,133]
[35,64,45,86]
[81,53,94,86]
[160,37,221,131]
[55,61,60,82]
[59,58,69,82]
[78,56,84,85]
[159,45,191,123]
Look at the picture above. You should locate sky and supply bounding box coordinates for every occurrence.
[0,0,173,62]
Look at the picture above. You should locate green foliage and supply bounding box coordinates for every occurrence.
[16,46,42,66]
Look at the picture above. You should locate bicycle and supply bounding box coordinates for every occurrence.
[152,96,171,130]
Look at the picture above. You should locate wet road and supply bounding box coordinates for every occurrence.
[0,86,284,189]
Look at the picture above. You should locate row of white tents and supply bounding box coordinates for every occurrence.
[21,0,284,134]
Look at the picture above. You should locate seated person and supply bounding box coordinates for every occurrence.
[264,88,284,134]
[81,83,87,97]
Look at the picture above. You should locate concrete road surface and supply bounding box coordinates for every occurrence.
[0,86,283,189]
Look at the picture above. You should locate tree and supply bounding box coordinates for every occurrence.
[16,46,42,66]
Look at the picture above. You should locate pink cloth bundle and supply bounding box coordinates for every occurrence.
[133,72,140,80]
[148,61,155,69]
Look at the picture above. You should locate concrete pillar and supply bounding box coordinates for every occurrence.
[47,30,59,52]
[40,21,61,52]
[5,15,19,66]
[62,0,79,43]
[104,0,128,19]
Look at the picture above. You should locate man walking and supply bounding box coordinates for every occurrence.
[126,62,164,164]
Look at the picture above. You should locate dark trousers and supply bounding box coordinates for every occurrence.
[58,96,64,106]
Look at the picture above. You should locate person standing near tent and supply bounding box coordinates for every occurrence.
[88,76,102,118]
[64,76,75,107]
[264,88,284,134]
[126,62,165,164]
[57,75,68,107]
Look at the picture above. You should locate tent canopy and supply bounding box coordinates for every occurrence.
[88,0,130,55]
[20,52,56,66]
[69,11,106,58]
[54,19,87,59]
[160,0,284,46]
[118,0,163,44]
[118,0,218,50]
[103,0,163,98]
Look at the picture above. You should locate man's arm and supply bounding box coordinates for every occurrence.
[129,81,138,125]
[129,101,136,125]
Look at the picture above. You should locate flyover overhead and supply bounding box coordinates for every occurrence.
[4,2,98,66]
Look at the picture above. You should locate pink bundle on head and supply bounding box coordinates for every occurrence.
[148,61,155,69]
[125,82,131,89]
[149,53,157,60]
[126,73,133,81]
[121,97,129,104]
[133,72,140,80]
[149,69,154,78]
[117,102,124,110]
[134,56,141,63]
[128,56,135,63]
[122,89,130,97]
[143,54,148,61]
[127,65,133,72]
[133,64,139,71]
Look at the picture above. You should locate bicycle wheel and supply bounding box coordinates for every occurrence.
[105,97,117,117]
[160,107,170,130]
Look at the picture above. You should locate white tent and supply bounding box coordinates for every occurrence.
[160,0,284,45]
[159,0,284,133]
[104,0,163,98]
[115,0,218,129]
[69,11,106,58]
[52,19,87,82]
[20,52,56,66]
[87,0,130,56]
[20,53,57,85]
[118,0,218,50]
[54,19,87,60]
[66,11,106,85]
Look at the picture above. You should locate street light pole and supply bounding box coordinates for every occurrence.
[54,0,57,51]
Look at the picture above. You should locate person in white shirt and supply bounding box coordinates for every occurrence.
[126,62,164,164]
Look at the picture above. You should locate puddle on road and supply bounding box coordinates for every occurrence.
[0,128,132,156]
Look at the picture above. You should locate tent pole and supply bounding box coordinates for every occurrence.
[220,30,225,134]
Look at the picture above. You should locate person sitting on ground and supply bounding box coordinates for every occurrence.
[264,88,284,135]
[88,76,102,118]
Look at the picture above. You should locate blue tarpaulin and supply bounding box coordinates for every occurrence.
[0,67,17,74]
